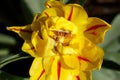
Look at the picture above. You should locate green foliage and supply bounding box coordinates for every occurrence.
[23,0,46,15]
[93,68,120,80]
[0,52,31,69]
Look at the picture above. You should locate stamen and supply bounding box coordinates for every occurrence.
[52,30,69,36]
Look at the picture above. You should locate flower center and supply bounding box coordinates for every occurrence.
[46,17,77,54]
[49,29,74,54]
[50,29,73,46]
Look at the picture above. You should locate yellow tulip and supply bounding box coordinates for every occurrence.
[7,0,111,80]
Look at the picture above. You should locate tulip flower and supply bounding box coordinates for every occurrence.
[7,0,111,80]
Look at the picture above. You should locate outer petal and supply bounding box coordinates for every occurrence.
[84,17,111,44]
[32,13,41,22]
[40,7,64,18]
[29,58,45,80]
[22,40,37,57]
[63,4,88,27]
[78,38,104,71]
[7,25,32,40]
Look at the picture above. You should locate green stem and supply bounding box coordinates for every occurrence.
[0,52,32,69]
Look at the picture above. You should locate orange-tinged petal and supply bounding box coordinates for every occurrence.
[63,4,88,27]
[29,58,45,80]
[84,17,111,44]
[7,25,32,40]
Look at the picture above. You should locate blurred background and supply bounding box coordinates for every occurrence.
[0,0,120,80]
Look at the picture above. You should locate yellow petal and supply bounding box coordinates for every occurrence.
[7,25,32,40]
[44,56,78,80]
[78,38,104,70]
[29,58,45,80]
[39,1,65,18]
[63,4,88,27]
[31,31,55,57]
[44,56,91,80]
[22,40,37,57]
[44,1,88,27]
[42,56,55,75]
[40,7,64,18]
[84,17,111,44]
[45,0,64,8]
[78,71,92,80]
[60,54,80,69]
[48,17,78,34]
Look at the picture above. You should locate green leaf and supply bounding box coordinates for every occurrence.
[0,33,16,45]
[102,59,120,71]
[0,33,16,56]
[0,49,9,56]
[22,0,46,15]
[0,70,28,80]
[103,37,120,65]
[93,68,120,80]
[0,52,31,69]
